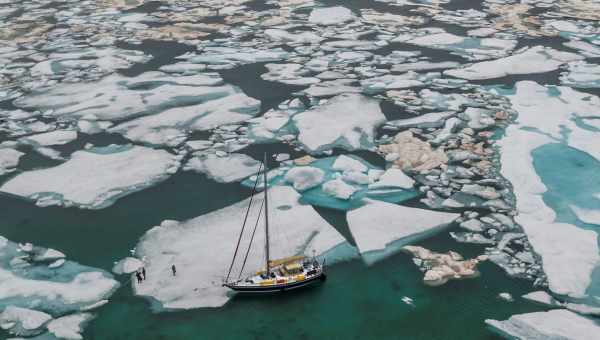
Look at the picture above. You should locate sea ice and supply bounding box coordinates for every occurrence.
[112,257,144,275]
[133,186,349,310]
[322,179,358,200]
[292,93,386,154]
[46,313,93,340]
[14,72,229,121]
[0,148,24,176]
[394,30,517,61]
[308,6,356,26]
[347,200,459,264]
[284,166,325,191]
[0,306,51,336]
[560,61,600,88]
[1,145,179,209]
[446,46,582,80]
[496,81,600,300]
[20,130,77,147]
[184,153,260,183]
[570,205,600,226]
[0,236,119,318]
[486,309,600,340]
[111,91,260,146]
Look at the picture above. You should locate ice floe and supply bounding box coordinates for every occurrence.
[20,130,77,147]
[347,199,459,264]
[133,186,350,310]
[560,61,600,88]
[402,245,487,286]
[495,81,600,300]
[308,7,356,26]
[1,145,179,209]
[0,236,118,338]
[292,93,386,154]
[0,148,23,176]
[446,46,582,80]
[486,309,600,340]
[184,153,260,183]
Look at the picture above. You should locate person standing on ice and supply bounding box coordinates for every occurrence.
[142,267,146,280]
[171,264,177,277]
[135,271,143,284]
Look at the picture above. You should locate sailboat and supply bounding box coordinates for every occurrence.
[223,154,326,293]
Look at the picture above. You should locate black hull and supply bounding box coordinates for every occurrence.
[226,273,326,293]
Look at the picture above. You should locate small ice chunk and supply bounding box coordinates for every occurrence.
[322,179,357,200]
[332,155,368,173]
[112,257,144,275]
[284,166,326,191]
[368,168,415,190]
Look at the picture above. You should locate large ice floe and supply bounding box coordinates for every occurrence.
[133,186,351,310]
[1,145,180,209]
[0,236,118,338]
[292,93,386,154]
[347,199,459,264]
[493,81,600,303]
[446,46,582,80]
[393,28,517,61]
[486,309,600,340]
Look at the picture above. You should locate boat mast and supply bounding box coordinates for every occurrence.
[263,153,270,276]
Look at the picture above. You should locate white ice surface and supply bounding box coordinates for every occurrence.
[497,81,600,299]
[368,168,415,191]
[570,205,600,226]
[184,153,260,183]
[1,145,179,209]
[322,179,357,200]
[446,46,582,80]
[284,166,326,191]
[46,313,93,340]
[133,186,349,310]
[112,257,144,275]
[0,306,51,335]
[485,309,600,340]
[21,131,77,147]
[347,200,459,264]
[293,93,386,154]
[0,148,24,176]
[308,6,356,26]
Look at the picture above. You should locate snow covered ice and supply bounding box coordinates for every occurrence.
[133,186,350,310]
[347,200,459,264]
[0,236,118,338]
[292,93,386,154]
[1,145,180,209]
[486,309,600,340]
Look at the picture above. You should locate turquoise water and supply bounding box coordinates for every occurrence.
[0,165,545,340]
[532,143,600,299]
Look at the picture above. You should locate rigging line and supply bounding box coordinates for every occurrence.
[238,198,264,280]
[225,161,263,283]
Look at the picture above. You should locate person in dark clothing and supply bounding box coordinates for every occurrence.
[171,264,177,277]
[135,271,143,284]
[142,267,146,280]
